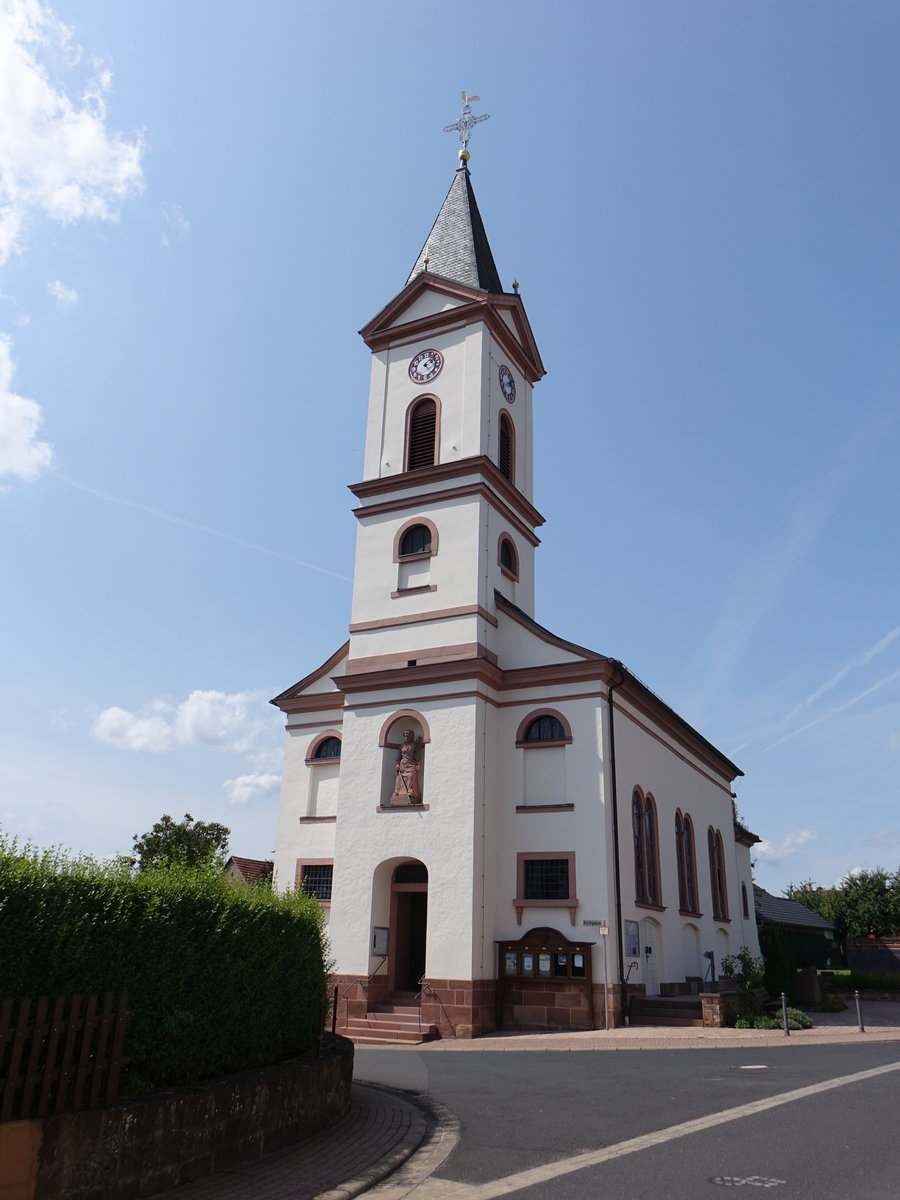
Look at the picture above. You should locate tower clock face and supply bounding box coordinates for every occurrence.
[409,348,444,384]
[499,364,516,403]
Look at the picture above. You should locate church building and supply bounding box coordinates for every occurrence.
[271,106,761,1037]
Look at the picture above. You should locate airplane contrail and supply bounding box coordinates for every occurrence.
[56,475,353,583]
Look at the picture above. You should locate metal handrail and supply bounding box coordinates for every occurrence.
[339,957,387,1028]
[415,976,455,1038]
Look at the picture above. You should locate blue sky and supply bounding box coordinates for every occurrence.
[1,0,898,894]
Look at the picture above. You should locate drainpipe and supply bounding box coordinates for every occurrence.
[607,667,627,1026]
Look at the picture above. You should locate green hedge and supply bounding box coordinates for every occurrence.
[846,971,900,992]
[0,837,330,1091]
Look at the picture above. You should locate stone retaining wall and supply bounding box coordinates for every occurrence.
[0,1037,353,1200]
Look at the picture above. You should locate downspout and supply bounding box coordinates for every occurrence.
[607,667,627,1026]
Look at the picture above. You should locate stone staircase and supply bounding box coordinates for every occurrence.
[627,994,704,1028]
[342,994,440,1046]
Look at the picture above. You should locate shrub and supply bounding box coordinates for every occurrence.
[720,947,765,1014]
[846,971,900,992]
[734,1008,812,1031]
[0,836,329,1091]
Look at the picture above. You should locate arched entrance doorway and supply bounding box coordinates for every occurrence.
[390,861,428,994]
[639,917,661,996]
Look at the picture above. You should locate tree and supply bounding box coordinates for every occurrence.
[132,813,230,871]
[787,869,900,940]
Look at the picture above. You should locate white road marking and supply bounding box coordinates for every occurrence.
[400,1059,900,1198]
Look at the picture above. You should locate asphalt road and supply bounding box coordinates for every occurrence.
[356,1043,900,1198]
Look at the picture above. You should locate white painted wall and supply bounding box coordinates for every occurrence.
[612,691,750,989]
[327,696,480,982]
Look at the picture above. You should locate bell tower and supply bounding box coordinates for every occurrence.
[347,103,546,677]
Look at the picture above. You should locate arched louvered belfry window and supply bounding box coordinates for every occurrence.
[399,524,432,557]
[498,411,514,481]
[407,398,437,471]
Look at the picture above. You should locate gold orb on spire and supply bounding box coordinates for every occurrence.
[458,148,470,163]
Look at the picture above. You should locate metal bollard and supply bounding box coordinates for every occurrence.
[781,992,790,1037]
[855,989,865,1034]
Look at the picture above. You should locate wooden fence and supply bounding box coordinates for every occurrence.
[0,991,130,1122]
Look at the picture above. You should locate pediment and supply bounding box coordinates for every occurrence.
[360,273,545,384]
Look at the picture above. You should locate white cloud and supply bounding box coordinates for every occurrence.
[92,705,174,753]
[47,278,77,305]
[755,828,817,866]
[160,201,189,246]
[92,688,274,755]
[223,772,281,807]
[0,333,53,482]
[172,689,268,753]
[0,0,144,264]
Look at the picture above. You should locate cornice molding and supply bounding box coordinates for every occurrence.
[349,455,545,543]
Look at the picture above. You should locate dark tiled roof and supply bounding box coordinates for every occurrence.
[226,856,273,885]
[406,166,503,294]
[754,887,834,932]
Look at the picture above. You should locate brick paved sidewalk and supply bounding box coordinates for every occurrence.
[146,1083,427,1200]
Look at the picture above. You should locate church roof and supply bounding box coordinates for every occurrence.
[406,165,504,294]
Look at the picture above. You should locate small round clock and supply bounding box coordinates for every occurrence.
[409,348,444,384]
[498,364,516,403]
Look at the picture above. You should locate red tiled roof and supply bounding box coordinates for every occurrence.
[227,856,274,885]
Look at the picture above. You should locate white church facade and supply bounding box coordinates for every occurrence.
[271,132,760,1036]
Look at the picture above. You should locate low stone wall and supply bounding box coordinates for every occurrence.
[700,988,739,1027]
[0,1037,353,1200]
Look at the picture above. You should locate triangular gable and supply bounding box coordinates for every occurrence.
[270,641,349,713]
[496,590,601,668]
[360,273,545,385]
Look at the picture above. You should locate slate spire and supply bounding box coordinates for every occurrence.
[406,163,504,295]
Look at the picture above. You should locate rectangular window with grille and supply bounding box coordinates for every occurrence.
[523,858,570,900]
[300,863,333,902]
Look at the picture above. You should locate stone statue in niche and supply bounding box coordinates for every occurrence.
[390,729,422,805]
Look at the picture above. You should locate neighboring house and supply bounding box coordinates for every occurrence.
[271,134,762,1035]
[754,886,836,966]
[225,856,274,887]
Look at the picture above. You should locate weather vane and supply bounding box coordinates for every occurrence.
[443,91,490,160]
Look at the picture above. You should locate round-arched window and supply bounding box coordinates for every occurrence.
[314,736,341,760]
[399,524,433,557]
[499,536,518,577]
[523,714,566,743]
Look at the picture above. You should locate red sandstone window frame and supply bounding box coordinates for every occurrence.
[513,851,578,925]
[498,410,515,482]
[675,809,700,916]
[741,881,750,920]
[632,788,663,910]
[304,730,343,766]
[515,709,573,749]
[498,534,519,581]
[393,517,440,562]
[708,827,729,921]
